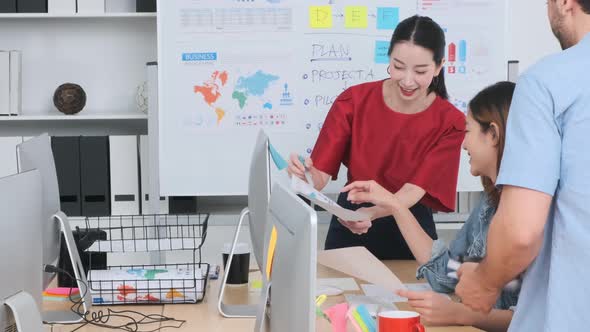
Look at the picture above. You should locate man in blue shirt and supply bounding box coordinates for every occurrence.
[455,0,590,330]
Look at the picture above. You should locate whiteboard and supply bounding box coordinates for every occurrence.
[157,0,509,196]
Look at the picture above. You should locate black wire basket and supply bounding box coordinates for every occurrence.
[82,214,210,305]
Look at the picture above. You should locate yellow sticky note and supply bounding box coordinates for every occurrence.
[345,6,368,29]
[265,226,277,279]
[309,6,332,29]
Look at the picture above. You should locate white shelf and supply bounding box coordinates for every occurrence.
[0,113,147,121]
[0,13,156,19]
[0,113,147,136]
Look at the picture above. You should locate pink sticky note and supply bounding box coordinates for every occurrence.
[324,302,349,332]
[44,287,79,296]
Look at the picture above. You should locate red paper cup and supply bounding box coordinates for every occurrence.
[378,310,425,332]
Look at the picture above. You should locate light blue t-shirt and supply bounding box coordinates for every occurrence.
[497,32,590,331]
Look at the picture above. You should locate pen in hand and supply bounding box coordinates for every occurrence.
[297,155,315,188]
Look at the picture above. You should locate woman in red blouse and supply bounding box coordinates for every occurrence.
[288,15,465,260]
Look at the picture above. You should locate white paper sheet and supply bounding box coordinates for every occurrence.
[317,278,359,291]
[88,265,206,304]
[291,176,370,222]
[360,283,448,303]
[344,294,399,317]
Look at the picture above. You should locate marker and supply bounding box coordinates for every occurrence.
[297,155,315,188]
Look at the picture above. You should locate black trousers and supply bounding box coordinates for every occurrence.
[324,191,437,260]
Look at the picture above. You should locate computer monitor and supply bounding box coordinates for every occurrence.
[267,181,317,332]
[18,134,91,323]
[248,129,272,271]
[17,133,61,289]
[0,170,44,332]
[218,129,273,318]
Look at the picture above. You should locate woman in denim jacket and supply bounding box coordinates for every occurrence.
[342,81,518,332]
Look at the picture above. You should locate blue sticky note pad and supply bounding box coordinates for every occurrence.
[268,143,289,170]
[374,40,390,64]
[356,305,376,332]
[377,7,399,30]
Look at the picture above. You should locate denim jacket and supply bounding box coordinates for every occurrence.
[416,193,519,310]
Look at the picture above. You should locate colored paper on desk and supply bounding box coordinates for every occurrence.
[266,226,277,279]
[44,287,79,296]
[292,176,371,222]
[324,302,348,332]
[344,295,398,317]
[43,294,81,302]
[317,247,405,293]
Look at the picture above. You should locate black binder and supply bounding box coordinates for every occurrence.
[57,228,107,287]
[80,136,111,217]
[17,0,47,13]
[0,0,17,13]
[51,136,82,217]
[169,196,197,214]
[136,0,156,12]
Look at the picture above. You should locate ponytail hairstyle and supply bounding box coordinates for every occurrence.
[387,15,448,99]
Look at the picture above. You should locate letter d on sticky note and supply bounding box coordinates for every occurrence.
[309,6,332,28]
[345,6,368,29]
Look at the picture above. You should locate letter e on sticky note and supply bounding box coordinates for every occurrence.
[345,6,368,28]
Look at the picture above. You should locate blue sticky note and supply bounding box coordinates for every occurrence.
[356,305,376,332]
[374,40,390,64]
[377,7,399,30]
[268,143,289,170]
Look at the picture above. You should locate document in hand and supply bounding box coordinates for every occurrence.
[317,247,405,293]
[291,176,371,222]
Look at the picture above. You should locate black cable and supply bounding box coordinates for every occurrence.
[43,265,186,332]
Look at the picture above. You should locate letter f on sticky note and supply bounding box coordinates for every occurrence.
[345,6,368,29]
[309,6,332,28]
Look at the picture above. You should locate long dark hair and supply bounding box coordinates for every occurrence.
[469,81,516,208]
[387,15,448,99]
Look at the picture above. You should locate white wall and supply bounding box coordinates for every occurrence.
[508,1,561,72]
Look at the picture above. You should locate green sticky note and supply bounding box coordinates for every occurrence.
[250,279,263,290]
[345,6,368,29]
[309,6,332,28]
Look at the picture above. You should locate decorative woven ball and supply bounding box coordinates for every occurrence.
[53,83,86,115]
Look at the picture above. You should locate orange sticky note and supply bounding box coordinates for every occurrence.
[345,6,368,28]
[309,6,332,28]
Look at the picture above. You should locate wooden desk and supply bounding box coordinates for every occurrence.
[44,261,482,332]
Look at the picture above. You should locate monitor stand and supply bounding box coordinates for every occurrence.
[4,291,43,332]
[42,212,92,324]
[254,281,272,332]
[217,207,265,318]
